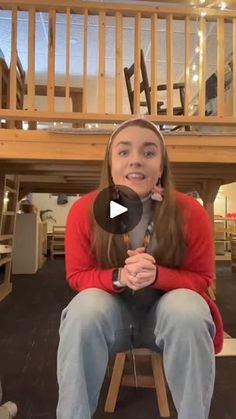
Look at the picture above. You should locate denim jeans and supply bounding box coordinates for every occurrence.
[57,288,216,419]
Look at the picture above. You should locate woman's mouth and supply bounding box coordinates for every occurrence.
[126,172,146,180]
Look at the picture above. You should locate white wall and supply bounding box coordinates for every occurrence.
[31,193,80,232]
[214,182,236,217]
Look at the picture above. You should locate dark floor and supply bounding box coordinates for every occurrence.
[0,259,236,419]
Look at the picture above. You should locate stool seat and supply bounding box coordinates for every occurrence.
[105,348,170,417]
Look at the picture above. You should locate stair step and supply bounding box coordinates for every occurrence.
[2,211,15,216]
[0,256,12,267]
[0,235,13,241]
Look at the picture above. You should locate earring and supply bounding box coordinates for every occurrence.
[151,178,164,202]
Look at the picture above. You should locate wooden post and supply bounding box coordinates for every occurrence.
[0,176,5,231]
[197,179,222,296]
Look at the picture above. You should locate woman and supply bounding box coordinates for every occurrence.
[57,118,223,419]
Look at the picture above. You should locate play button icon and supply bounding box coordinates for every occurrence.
[93,185,143,234]
[110,201,128,219]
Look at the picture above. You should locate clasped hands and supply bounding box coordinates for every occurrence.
[119,247,156,291]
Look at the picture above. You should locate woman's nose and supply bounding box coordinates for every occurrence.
[129,152,142,166]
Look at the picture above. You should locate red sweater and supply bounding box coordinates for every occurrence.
[65,190,223,354]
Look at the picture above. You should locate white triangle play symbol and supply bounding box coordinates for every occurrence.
[110,200,128,219]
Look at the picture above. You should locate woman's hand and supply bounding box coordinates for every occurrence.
[119,248,157,291]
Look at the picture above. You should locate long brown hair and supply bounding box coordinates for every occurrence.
[90,118,186,269]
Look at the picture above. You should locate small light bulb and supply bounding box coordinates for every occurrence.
[192,64,197,71]
[200,11,207,17]
[195,46,200,54]
[192,74,199,82]
[220,2,226,10]
[199,0,206,4]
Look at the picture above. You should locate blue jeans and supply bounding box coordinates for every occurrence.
[57,288,216,419]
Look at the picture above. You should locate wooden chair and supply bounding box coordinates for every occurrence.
[105,348,170,417]
[14,55,26,129]
[0,54,26,129]
[124,49,189,131]
[124,49,164,115]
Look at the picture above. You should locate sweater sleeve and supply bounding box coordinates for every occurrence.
[65,196,123,293]
[153,197,214,294]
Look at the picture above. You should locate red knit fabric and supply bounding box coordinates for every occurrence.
[65,190,223,354]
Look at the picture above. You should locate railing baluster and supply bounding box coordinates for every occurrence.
[9,6,17,111]
[83,9,88,113]
[184,16,190,116]
[166,14,173,116]
[98,11,106,113]
[134,12,141,114]
[198,16,206,117]
[47,9,56,112]
[217,17,225,117]
[115,11,123,114]
[28,7,35,111]
[65,8,71,112]
[151,13,157,115]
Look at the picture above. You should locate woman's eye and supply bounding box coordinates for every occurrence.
[144,150,155,157]
[118,150,129,156]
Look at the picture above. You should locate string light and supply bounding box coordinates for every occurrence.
[220,1,227,10]
[192,74,199,82]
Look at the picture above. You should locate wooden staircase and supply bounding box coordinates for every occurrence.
[0,175,19,302]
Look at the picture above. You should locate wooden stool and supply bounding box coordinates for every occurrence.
[105,348,170,417]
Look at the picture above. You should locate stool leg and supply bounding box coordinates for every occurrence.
[151,354,170,418]
[104,352,126,413]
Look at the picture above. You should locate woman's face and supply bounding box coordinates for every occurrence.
[110,125,163,199]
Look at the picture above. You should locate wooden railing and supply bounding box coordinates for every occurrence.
[0,0,236,128]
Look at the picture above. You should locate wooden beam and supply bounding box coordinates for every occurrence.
[1,1,236,20]
[2,110,236,126]
[0,129,236,163]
